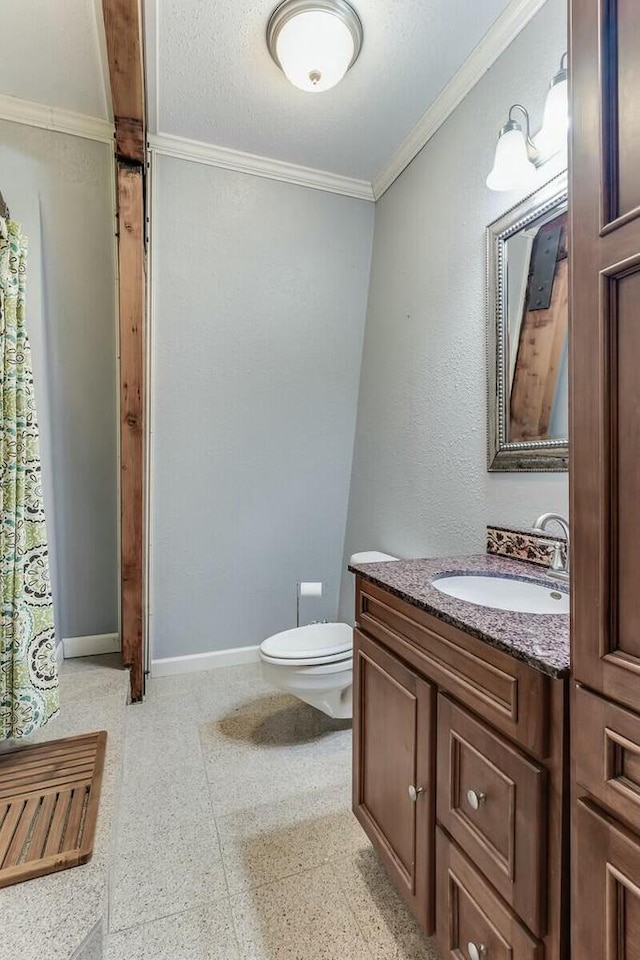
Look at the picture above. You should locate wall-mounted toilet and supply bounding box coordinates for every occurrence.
[259,552,399,719]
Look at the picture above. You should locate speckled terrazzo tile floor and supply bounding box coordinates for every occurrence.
[106,662,441,960]
[2,658,440,960]
[0,654,129,960]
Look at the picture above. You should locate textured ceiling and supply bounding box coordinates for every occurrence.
[0,0,110,119]
[153,0,513,180]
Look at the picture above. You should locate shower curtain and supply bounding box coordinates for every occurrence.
[0,216,58,741]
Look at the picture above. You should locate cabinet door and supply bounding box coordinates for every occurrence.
[353,628,435,931]
[574,799,640,959]
[571,0,640,711]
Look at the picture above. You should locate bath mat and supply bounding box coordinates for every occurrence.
[0,730,107,888]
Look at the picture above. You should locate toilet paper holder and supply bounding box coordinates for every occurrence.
[297,582,323,627]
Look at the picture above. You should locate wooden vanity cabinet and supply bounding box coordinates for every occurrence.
[353,576,568,960]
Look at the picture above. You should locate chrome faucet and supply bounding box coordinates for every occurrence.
[532,513,570,582]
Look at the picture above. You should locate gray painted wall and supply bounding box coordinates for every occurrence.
[339,0,569,622]
[0,121,118,641]
[151,156,374,659]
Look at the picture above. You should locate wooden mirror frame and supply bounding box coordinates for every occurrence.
[487,171,569,472]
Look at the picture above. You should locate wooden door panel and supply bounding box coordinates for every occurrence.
[352,629,435,932]
[572,0,640,956]
[361,644,417,871]
[574,800,640,959]
[573,252,640,708]
[575,685,640,836]
[614,266,640,656]
[571,0,640,712]
[601,0,640,225]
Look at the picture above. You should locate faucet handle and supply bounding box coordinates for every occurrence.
[537,538,565,564]
[549,542,566,572]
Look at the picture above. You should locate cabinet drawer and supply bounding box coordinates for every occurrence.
[574,684,640,835]
[436,828,543,960]
[437,695,547,936]
[356,578,549,759]
[574,799,640,959]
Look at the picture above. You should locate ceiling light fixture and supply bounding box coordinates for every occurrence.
[267,0,364,94]
[486,104,538,192]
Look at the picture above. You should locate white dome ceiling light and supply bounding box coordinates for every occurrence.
[267,0,364,94]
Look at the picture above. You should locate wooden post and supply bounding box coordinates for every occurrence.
[117,164,145,701]
[102,0,146,700]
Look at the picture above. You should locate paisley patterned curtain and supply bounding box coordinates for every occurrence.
[0,216,58,740]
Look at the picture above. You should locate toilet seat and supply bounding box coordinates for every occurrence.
[260,622,352,667]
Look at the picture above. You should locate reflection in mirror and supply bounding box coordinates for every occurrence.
[487,172,569,471]
[507,208,568,442]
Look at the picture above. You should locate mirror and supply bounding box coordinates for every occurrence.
[487,172,568,471]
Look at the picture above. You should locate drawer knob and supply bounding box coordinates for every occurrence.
[408,784,424,802]
[467,943,487,960]
[466,789,487,811]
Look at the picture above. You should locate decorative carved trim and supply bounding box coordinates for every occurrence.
[487,524,562,567]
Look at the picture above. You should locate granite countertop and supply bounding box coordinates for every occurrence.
[349,554,570,679]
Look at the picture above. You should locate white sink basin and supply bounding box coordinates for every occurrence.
[432,575,569,614]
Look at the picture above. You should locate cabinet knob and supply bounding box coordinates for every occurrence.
[466,789,487,811]
[467,942,487,960]
[408,784,424,802]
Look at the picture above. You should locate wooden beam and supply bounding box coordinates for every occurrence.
[117,163,145,702]
[102,0,146,700]
[115,117,145,166]
[102,0,145,162]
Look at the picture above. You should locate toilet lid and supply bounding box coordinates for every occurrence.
[261,622,352,661]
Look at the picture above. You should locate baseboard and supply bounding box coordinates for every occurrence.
[151,644,260,678]
[62,633,121,659]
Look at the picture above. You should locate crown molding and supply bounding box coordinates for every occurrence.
[372,0,550,199]
[0,93,114,144]
[149,132,375,202]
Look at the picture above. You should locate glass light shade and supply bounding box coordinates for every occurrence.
[275,10,355,92]
[537,76,569,157]
[486,127,537,192]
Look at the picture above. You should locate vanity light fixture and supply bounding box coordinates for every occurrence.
[487,53,569,192]
[486,104,538,192]
[538,53,569,158]
[266,0,363,93]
